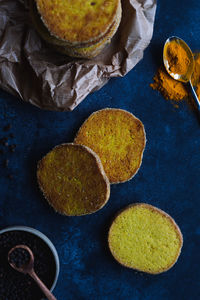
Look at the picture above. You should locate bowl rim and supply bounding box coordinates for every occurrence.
[0,225,60,293]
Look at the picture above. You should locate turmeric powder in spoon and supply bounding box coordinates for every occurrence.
[151,37,200,115]
[163,37,194,82]
[165,40,191,76]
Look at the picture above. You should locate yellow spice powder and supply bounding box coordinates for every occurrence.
[166,40,191,75]
[150,53,200,103]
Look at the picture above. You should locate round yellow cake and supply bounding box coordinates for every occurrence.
[37,143,110,216]
[36,0,120,45]
[74,109,146,183]
[30,0,122,58]
[52,5,121,59]
[108,203,183,274]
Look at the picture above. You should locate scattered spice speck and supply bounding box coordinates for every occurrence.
[9,144,16,153]
[0,137,8,146]
[3,159,9,168]
[0,125,16,179]
[3,124,12,132]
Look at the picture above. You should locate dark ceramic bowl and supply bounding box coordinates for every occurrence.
[0,226,60,295]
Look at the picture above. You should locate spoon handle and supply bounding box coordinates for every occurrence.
[29,269,57,300]
[189,80,200,114]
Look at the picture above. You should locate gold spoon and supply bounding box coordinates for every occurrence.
[8,245,57,300]
[163,36,200,114]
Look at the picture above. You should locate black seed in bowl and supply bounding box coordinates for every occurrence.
[9,247,31,269]
[0,230,57,300]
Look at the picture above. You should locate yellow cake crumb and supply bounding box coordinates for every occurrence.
[37,143,110,216]
[108,203,183,274]
[74,109,146,183]
[36,0,119,44]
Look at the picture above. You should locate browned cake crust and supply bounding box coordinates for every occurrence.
[74,109,146,183]
[37,143,110,216]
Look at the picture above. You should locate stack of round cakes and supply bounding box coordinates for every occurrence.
[29,0,122,59]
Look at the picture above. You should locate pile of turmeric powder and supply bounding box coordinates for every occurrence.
[150,42,200,103]
[150,66,188,101]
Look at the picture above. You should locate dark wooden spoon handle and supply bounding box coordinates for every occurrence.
[29,269,57,300]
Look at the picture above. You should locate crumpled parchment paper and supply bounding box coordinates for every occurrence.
[0,0,157,111]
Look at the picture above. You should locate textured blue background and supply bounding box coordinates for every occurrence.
[0,0,200,299]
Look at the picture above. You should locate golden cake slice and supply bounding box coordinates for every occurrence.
[29,0,71,48]
[108,203,183,274]
[30,0,121,58]
[74,109,146,183]
[35,0,120,46]
[37,143,110,216]
[53,11,121,59]
[30,0,121,47]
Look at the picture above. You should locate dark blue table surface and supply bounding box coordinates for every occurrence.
[0,1,200,299]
